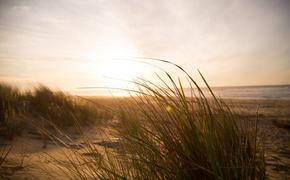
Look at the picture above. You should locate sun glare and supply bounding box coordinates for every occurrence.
[96,39,146,91]
[101,60,144,81]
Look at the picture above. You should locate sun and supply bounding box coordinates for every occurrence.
[84,37,148,94]
[98,39,146,89]
[101,60,144,81]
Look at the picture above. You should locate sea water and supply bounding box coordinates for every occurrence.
[75,85,290,100]
[188,85,290,100]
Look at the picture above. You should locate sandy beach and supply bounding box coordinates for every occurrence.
[228,99,290,178]
[0,97,289,179]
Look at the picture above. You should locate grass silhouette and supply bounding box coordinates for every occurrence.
[0,83,113,138]
[50,60,266,179]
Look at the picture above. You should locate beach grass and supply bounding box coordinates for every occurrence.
[0,83,113,139]
[51,60,266,179]
[0,83,26,138]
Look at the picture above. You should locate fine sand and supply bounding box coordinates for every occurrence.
[226,99,290,179]
[1,98,290,179]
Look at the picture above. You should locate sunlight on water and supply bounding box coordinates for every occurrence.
[189,85,290,100]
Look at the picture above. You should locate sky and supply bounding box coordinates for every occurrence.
[0,0,290,94]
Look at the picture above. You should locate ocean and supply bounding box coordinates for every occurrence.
[195,85,290,100]
[75,84,290,100]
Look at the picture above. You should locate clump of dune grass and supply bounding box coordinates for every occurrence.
[0,83,26,138]
[28,85,112,128]
[0,83,113,138]
[52,60,265,179]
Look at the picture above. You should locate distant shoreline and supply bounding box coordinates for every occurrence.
[199,84,290,90]
[73,84,290,100]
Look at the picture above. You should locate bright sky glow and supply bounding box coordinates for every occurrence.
[0,0,289,94]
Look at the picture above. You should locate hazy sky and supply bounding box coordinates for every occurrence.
[0,0,290,92]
